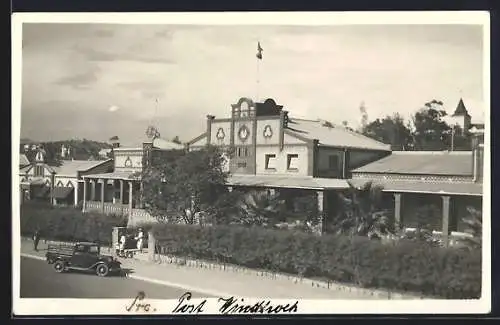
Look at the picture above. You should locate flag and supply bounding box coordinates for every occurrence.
[256,41,263,60]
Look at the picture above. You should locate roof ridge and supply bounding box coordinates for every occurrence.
[391,151,472,155]
[289,117,320,122]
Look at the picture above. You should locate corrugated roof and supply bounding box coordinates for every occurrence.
[352,151,473,176]
[52,159,112,177]
[286,118,391,151]
[83,171,140,180]
[19,154,30,166]
[349,178,482,196]
[228,174,349,190]
[117,137,184,151]
[153,138,185,150]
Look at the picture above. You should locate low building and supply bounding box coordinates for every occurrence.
[80,135,184,225]
[19,148,113,206]
[350,134,484,242]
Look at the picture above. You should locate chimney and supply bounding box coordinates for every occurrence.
[206,115,215,145]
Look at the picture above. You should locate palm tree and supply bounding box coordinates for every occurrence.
[460,206,482,250]
[239,190,285,227]
[334,181,394,239]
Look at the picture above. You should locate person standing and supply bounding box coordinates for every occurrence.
[33,229,41,252]
[135,228,144,253]
[119,233,127,255]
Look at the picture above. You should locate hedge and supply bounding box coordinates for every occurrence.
[151,224,482,299]
[20,202,127,246]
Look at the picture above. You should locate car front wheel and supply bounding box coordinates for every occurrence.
[54,261,65,273]
[96,264,109,277]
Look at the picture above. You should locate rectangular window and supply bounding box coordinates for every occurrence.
[34,165,44,177]
[287,154,299,170]
[237,162,247,168]
[243,147,249,157]
[265,154,277,170]
[328,155,339,170]
[237,148,242,157]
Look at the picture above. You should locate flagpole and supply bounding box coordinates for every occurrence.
[256,57,260,102]
[256,41,263,102]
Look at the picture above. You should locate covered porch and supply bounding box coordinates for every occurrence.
[350,178,483,246]
[82,172,154,225]
[227,174,350,234]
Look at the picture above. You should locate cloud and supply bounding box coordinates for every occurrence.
[74,44,176,64]
[54,66,101,89]
[20,23,485,144]
[108,105,120,112]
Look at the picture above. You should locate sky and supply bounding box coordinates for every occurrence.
[19,21,485,145]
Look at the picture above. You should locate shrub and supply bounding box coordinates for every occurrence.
[20,202,127,246]
[151,223,481,299]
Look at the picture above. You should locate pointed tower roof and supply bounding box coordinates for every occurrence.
[452,98,470,117]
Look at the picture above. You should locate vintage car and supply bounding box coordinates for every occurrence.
[45,242,122,277]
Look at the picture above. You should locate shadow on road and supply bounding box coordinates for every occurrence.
[116,268,135,278]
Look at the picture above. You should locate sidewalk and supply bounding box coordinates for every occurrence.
[19,239,421,299]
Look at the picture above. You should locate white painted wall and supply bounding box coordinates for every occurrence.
[114,150,143,172]
[210,121,231,145]
[255,145,309,176]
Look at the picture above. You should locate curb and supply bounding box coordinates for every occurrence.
[19,253,232,298]
[20,238,427,299]
[142,253,426,300]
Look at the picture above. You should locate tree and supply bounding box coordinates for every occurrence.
[238,190,285,227]
[333,181,394,239]
[362,113,413,150]
[359,101,369,132]
[142,145,231,225]
[459,206,482,250]
[411,100,452,151]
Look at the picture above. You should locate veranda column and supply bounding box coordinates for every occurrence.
[394,193,402,231]
[91,179,96,201]
[128,181,133,221]
[100,179,105,214]
[442,195,451,247]
[73,181,79,207]
[139,181,144,208]
[119,180,124,204]
[83,179,88,212]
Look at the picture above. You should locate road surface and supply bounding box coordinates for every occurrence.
[20,256,214,299]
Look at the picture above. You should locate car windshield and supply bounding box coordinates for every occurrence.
[88,245,99,254]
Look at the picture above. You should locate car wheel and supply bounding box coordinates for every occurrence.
[96,264,109,277]
[54,261,65,273]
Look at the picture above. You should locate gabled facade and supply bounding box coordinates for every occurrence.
[186,97,391,180]
[81,135,185,226]
[445,98,472,133]
[19,147,113,206]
